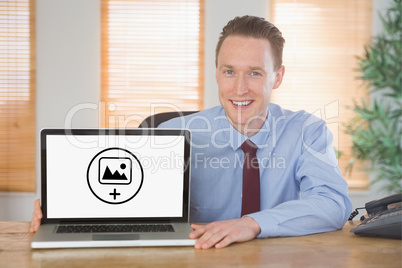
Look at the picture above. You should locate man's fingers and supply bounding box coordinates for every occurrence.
[189,224,206,239]
[30,221,39,233]
[199,229,229,249]
[30,215,39,233]
[215,233,236,249]
[33,199,42,218]
[30,199,42,233]
[190,223,215,248]
[191,223,230,249]
[190,218,259,249]
[194,232,215,249]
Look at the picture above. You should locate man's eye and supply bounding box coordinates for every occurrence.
[251,72,261,76]
[225,70,234,75]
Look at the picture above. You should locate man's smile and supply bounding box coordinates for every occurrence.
[231,100,254,107]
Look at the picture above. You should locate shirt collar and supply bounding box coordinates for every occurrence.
[219,106,273,151]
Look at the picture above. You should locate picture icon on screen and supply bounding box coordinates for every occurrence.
[99,157,132,185]
[87,147,144,205]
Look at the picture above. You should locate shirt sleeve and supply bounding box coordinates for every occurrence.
[247,119,353,238]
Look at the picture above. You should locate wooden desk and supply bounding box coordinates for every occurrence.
[0,221,401,268]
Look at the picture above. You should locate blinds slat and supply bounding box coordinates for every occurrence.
[101,0,204,128]
[271,0,371,190]
[0,0,35,192]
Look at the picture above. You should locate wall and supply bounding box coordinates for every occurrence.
[0,0,393,221]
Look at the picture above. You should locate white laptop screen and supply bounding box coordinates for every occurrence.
[41,129,190,221]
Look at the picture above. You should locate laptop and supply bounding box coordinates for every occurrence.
[31,128,196,248]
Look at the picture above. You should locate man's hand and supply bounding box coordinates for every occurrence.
[189,216,261,249]
[30,199,42,233]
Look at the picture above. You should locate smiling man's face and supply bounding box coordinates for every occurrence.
[216,35,284,136]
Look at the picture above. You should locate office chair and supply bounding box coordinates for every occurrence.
[138,111,198,128]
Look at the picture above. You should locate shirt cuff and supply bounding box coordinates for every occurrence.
[244,211,279,238]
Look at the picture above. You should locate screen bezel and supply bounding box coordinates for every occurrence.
[40,128,191,224]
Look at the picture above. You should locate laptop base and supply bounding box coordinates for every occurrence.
[31,223,196,249]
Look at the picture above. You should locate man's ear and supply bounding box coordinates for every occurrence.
[273,65,285,89]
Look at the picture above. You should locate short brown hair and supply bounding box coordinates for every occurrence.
[215,15,285,71]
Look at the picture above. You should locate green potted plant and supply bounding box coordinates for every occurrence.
[345,0,401,194]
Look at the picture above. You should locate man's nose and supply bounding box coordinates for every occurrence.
[235,75,248,95]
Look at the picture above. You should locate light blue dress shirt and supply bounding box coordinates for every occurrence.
[159,103,352,238]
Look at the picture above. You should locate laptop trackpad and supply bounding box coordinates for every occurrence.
[92,234,140,241]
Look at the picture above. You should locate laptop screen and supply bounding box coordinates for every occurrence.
[41,129,191,222]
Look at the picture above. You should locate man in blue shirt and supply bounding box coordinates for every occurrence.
[31,15,352,249]
[158,15,352,249]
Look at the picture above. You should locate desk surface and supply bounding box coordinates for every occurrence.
[0,221,401,268]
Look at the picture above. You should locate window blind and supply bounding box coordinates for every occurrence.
[0,0,35,192]
[100,0,204,128]
[270,0,372,190]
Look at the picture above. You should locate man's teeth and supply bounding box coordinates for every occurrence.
[232,100,252,107]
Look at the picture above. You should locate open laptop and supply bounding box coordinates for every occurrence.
[31,128,195,249]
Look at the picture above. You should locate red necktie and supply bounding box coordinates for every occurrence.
[240,139,260,216]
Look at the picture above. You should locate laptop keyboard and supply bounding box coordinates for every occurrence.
[56,224,174,233]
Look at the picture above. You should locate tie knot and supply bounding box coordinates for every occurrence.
[240,139,258,155]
